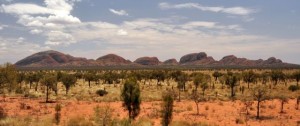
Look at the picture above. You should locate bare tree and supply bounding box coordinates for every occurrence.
[278,94,288,113]
[190,89,205,115]
[252,85,269,119]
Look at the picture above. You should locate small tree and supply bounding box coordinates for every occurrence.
[0,106,7,119]
[121,79,141,121]
[242,70,257,89]
[151,70,166,88]
[54,71,63,95]
[161,90,174,126]
[260,72,269,85]
[34,72,43,92]
[296,96,300,110]
[94,104,112,126]
[225,73,238,98]
[192,73,210,91]
[175,73,189,91]
[25,73,38,89]
[177,81,184,102]
[61,74,77,94]
[292,71,300,86]
[0,63,17,92]
[16,72,25,89]
[252,85,269,119]
[242,97,253,115]
[41,73,57,103]
[190,89,205,115]
[54,104,62,125]
[278,95,288,113]
[212,71,222,81]
[200,82,208,96]
[270,70,285,87]
[84,72,96,87]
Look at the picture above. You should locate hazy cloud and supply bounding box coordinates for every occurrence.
[159,2,255,16]
[109,9,128,16]
[30,29,42,34]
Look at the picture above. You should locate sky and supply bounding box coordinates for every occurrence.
[0,0,299,64]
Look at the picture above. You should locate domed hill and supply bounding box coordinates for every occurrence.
[263,57,283,65]
[163,58,179,65]
[218,55,257,66]
[218,55,285,66]
[15,50,89,67]
[96,54,131,65]
[178,52,299,67]
[179,52,216,65]
[134,57,160,65]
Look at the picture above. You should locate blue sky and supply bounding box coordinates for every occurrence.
[0,0,299,64]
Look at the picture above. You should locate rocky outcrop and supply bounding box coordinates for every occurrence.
[14,50,299,68]
[96,54,131,65]
[134,57,160,65]
[15,50,89,67]
[163,59,178,65]
[179,52,208,64]
[263,57,282,64]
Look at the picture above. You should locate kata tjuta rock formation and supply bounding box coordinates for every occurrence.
[15,50,299,68]
[96,54,132,66]
[133,57,160,65]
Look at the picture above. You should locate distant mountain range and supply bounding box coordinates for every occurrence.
[14,50,300,68]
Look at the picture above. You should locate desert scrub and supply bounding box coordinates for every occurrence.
[132,117,153,126]
[54,104,62,125]
[187,105,193,111]
[96,89,108,96]
[93,105,113,126]
[288,85,299,92]
[205,105,209,111]
[235,117,244,124]
[0,106,7,120]
[0,116,53,126]
[67,116,93,126]
[170,121,210,126]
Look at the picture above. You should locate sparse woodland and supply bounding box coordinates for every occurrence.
[0,63,300,126]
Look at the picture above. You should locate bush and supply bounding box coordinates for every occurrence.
[96,89,108,96]
[187,105,193,111]
[288,85,300,92]
[161,90,174,126]
[67,116,93,126]
[93,105,112,126]
[15,88,24,94]
[0,106,7,119]
[54,104,62,125]
[235,118,244,124]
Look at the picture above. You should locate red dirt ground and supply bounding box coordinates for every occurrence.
[0,96,300,126]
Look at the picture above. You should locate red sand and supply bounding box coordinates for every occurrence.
[0,97,300,126]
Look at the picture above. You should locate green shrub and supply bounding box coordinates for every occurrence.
[96,89,108,96]
[288,85,299,92]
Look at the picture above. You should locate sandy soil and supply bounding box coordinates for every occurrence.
[0,96,300,126]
